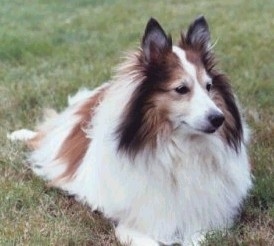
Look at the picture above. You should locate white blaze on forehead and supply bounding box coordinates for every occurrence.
[172,46,197,80]
[172,46,212,84]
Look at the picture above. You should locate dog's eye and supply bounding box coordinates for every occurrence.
[206,83,212,92]
[175,85,189,95]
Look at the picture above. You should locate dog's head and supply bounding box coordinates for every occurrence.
[141,17,224,134]
[117,17,242,156]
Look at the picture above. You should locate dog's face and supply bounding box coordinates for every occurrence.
[141,17,224,135]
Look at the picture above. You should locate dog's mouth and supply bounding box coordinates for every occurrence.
[181,121,217,134]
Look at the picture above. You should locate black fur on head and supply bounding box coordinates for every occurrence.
[210,72,243,152]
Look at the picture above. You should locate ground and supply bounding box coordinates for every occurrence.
[0,0,273,245]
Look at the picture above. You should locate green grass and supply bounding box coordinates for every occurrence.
[0,0,273,245]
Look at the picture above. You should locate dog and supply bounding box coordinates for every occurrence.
[8,16,252,245]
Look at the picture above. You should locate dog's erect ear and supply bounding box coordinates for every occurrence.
[142,18,172,63]
[186,16,211,51]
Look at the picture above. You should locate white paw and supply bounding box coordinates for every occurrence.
[184,232,206,246]
[7,129,37,141]
[115,225,159,246]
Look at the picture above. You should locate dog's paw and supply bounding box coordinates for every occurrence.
[115,225,159,246]
[184,232,206,246]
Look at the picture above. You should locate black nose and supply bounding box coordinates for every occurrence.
[208,113,225,129]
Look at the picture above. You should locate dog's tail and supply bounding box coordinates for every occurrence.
[7,108,58,149]
[7,129,38,142]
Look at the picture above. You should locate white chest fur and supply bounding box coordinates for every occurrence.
[63,121,252,244]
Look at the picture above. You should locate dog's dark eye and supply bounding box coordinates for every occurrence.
[175,85,189,95]
[206,83,212,92]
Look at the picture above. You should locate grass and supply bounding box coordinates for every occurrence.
[0,0,273,245]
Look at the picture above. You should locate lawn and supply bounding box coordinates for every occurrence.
[0,0,273,245]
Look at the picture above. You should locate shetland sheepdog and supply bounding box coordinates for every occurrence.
[9,16,252,245]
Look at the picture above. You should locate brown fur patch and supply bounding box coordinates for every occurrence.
[53,86,109,183]
[179,33,215,74]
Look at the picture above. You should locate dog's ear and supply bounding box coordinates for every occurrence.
[185,16,211,51]
[142,18,172,63]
